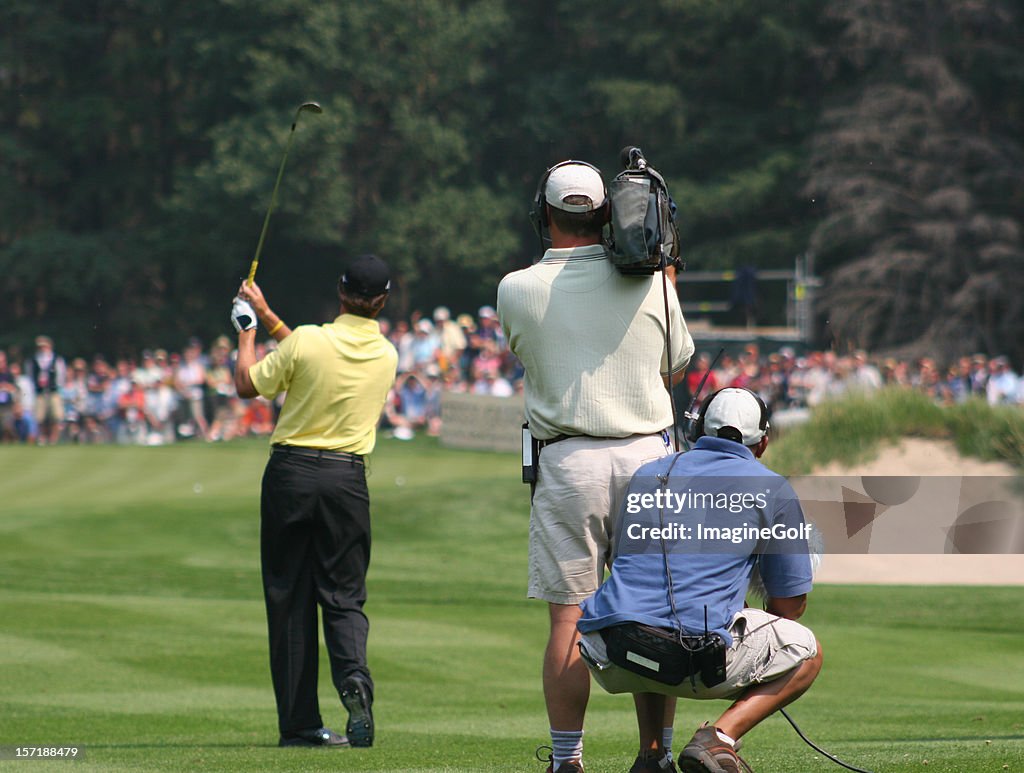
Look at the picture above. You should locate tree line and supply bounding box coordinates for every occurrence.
[1,0,1021,363]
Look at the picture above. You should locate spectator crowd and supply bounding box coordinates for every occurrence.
[2,309,1022,446]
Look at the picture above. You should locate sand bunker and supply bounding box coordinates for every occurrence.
[807,438,1024,585]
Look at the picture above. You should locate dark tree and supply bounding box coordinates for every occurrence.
[806,0,1024,361]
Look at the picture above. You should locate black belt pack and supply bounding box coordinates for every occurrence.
[600,622,727,688]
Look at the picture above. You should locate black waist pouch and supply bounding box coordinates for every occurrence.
[600,623,727,687]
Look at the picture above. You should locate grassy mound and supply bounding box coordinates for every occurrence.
[770,389,1024,475]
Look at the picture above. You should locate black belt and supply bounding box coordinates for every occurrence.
[272,444,364,465]
[537,431,667,450]
[537,433,616,449]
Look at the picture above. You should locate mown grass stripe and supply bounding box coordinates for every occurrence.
[1,435,1021,771]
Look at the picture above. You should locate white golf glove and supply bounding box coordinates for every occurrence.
[231,297,257,333]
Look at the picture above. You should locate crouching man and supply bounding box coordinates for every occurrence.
[576,388,822,773]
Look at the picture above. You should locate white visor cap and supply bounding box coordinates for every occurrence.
[544,163,606,213]
[703,388,766,446]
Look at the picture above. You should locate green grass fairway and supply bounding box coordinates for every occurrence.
[1,438,1022,772]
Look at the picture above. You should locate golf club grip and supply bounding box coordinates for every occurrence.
[246,258,259,286]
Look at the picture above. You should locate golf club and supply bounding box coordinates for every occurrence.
[246,101,323,286]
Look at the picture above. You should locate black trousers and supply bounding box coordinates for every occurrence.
[260,450,373,734]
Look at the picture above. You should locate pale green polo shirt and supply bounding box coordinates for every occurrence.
[249,314,398,455]
[497,244,694,440]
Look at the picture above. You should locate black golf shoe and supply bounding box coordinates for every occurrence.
[278,726,349,747]
[340,674,374,747]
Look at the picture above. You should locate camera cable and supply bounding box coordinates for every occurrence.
[778,707,875,773]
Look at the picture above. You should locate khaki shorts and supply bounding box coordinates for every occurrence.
[580,608,818,700]
[35,393,64,424]
[529,433,671,605]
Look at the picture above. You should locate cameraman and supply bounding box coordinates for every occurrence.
[577,388,822,773]
[497,160,693,773]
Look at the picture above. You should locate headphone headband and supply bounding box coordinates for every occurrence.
[689,387,769,445]
[529,160,607,242]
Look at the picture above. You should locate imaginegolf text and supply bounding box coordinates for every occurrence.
[625,521,813,545]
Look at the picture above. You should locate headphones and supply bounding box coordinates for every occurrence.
[529,160,608,242]
[687,387,769,445]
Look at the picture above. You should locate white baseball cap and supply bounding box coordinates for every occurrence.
[544,162,606,213]
[703,388,768,445]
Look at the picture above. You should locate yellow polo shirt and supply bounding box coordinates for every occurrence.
[249,314,398,455]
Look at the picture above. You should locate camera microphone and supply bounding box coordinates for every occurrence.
[620,145,647,170]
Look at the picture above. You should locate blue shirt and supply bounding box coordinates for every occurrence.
[399,378,427,421]
[578,437,813,646]
[0,372,13,406]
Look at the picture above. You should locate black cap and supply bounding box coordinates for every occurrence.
[341,254,391,297]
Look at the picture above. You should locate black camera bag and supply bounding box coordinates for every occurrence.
[600,622,726,687]
[606,164,680,276]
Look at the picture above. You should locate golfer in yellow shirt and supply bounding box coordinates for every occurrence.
[232,255,398,749]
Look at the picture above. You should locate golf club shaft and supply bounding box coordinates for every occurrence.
[246,124,299,286]
[246,102,322,286]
